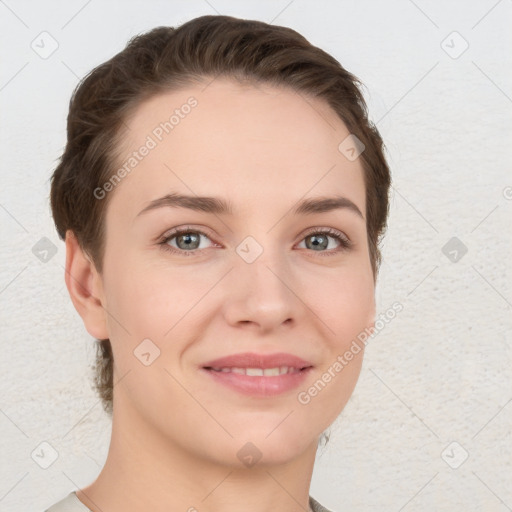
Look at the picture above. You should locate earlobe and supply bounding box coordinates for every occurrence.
[64,230,109,340]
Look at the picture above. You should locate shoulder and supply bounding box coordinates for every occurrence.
[45,491,92,512]
[309,495,336,512]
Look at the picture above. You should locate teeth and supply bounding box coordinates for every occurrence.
[246,368,264,376]
[210,366,301,376]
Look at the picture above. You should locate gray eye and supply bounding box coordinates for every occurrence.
[175,232,201,250]
[304,233,329,251]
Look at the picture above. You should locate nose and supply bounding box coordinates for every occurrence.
[222,247,301,333]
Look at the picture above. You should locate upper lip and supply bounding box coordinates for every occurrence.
[202,352,313,370]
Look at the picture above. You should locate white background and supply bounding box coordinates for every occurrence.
[1,0,511,511]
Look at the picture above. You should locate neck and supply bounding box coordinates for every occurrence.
[76,396,318,512]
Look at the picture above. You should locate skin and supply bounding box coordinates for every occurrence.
[66,78,376,512]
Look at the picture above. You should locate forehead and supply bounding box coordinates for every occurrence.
[109,78,366,219]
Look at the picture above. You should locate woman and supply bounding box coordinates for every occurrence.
[46,14,391,512]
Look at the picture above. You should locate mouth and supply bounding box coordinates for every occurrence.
[200,352,314,397]
[201,351,313,371]
[200,363,313,397]
[203,365,311,375]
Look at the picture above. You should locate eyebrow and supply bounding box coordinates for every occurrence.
[136,193,364,219]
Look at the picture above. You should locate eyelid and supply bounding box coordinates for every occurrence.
[157,225,351,243]
[157,225,353,256]
[297,226,353,254]
[157,224,217,243]
[157,225,220,253]
[300,226,351,244]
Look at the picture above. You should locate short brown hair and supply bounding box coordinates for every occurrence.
[50,14,391,416]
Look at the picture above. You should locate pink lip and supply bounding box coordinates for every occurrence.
[200,352,314,397]
[201,352,313,370]
[201,367,313,397]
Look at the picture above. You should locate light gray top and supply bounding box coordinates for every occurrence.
[45,492,91,511]
[45,491,334,512]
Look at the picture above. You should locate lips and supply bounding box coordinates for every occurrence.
[200,352,314,397]
[201,352,313,370]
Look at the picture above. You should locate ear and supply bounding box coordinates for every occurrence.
[64,230,109,340]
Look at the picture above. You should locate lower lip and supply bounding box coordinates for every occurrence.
[201,367,313,397]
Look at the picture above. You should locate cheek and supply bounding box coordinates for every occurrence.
[102,253,213,343]
[102,232,375,345]
[299,271,373,422]
[104,250,374,338]
[309,265,375,344]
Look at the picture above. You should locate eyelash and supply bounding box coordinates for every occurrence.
[158,226,352,257]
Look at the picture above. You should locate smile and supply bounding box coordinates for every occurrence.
[201,366,313,397]
[207,366,303,375]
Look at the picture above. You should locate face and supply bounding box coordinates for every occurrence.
[95,78,375,467]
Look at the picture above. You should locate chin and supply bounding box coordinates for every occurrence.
[228,427,317,469]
